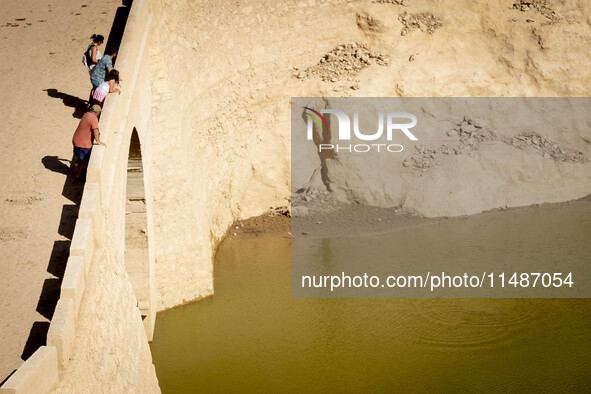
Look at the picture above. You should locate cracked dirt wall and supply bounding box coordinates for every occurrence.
[147,0,590,309]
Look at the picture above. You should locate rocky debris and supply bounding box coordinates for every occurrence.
[513,0,560,23]
[373,0,410,6]
[503,132,588,163]
[403,144,437,170]
[293,42,390,82]
[401,117,587,172]
[292,190,330,205]
[267,206,290,217]
[399,11,442,36]
[447,118,497,152]
[403,118,494,172]
[291,190,341,216]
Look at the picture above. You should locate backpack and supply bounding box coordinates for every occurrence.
[82,44,94,68]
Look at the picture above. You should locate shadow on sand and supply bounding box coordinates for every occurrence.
[43,89,89,119]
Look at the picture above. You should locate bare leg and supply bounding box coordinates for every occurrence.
[72,156,81,178]
[77,159,89,181]
[89,87,95,105]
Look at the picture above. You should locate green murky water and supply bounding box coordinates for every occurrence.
[150,203,591,393]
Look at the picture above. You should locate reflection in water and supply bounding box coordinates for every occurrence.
[151,205,591,393]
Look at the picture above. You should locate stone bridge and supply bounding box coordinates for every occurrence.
[0,0,292,390]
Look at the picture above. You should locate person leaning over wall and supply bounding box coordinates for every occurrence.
[71,104,106,182]
[92,69,122,108]
[89,46,117,103]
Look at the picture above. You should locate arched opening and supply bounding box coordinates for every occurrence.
[125,128,155,340]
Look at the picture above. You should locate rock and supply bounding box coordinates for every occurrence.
[401,0,410,6]
[297,43,389,82]
[291,206,309,217]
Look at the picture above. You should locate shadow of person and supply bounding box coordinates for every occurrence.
[41,155,84,203]
[43,88,88,119]
[41,155,71,175]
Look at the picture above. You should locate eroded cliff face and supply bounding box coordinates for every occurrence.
[147,0,591,309]
[148,0,355,309]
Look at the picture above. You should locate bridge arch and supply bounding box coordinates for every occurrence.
[125,127,156,340]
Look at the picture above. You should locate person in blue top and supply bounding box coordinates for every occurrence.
[90,47,118,101]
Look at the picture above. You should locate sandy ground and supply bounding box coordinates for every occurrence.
[0,0,121,381]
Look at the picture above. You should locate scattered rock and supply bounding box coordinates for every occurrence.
[512,0,560,23]
[503,132,588,163]
[402,116,588,172]
[293,42,389,82]
[403,145,438,170]
[373,0,409,5]
[399,11,442,36]
[267,206,290,217]
[403,118,496,171]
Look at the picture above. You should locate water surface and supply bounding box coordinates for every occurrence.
[151,203,591,392]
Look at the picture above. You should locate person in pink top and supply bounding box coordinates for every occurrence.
[71,105,106,181]
[92,69,121,107]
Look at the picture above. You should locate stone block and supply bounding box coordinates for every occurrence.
[60,257,85,318]
[46,299,75,370]
[70,218,94,277]
[79,183,101,232]
[0,347,58,393]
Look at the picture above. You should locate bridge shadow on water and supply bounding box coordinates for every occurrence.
[11,0,134,377]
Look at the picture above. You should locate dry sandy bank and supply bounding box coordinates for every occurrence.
[0,0,121,381]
